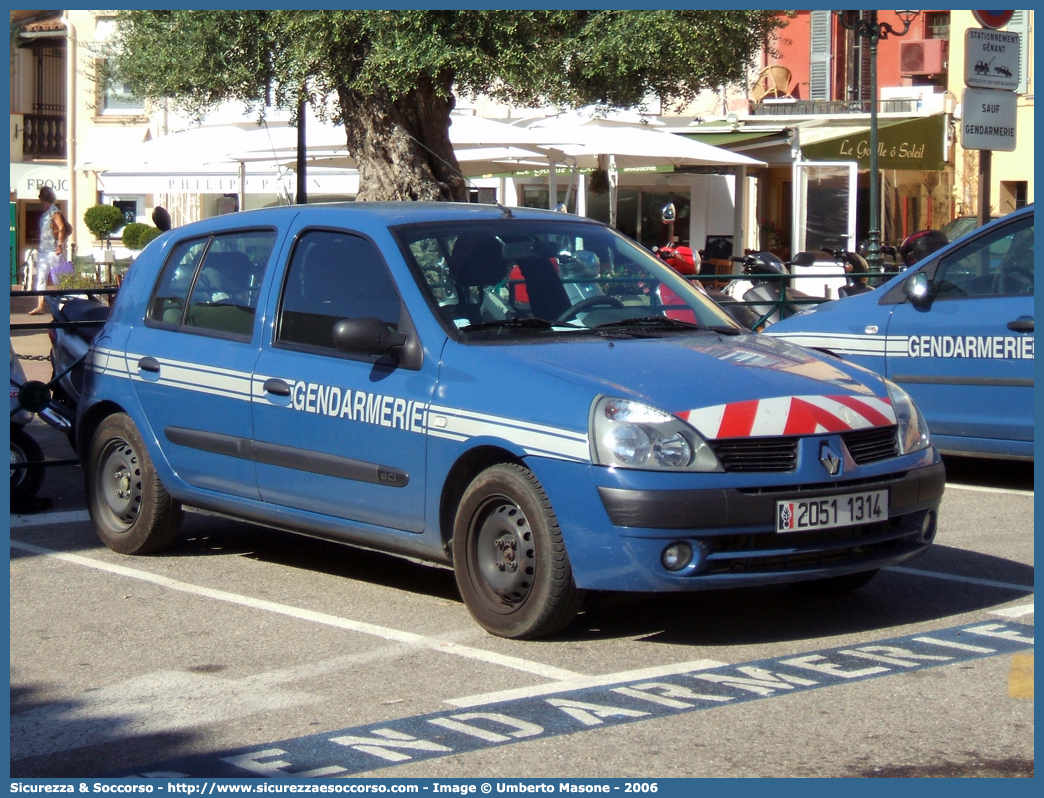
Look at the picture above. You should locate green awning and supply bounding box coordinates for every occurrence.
[681,130,783,147]
[800,114,948,171]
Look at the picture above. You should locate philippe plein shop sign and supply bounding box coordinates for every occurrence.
[97,170,360,195]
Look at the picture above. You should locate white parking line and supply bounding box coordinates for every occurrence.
[990,602,1035,618]
[886,566,1034,593]
[445,659,729,708]
[9,539,583,682]
[945,483,1033,496]
[10,509,92,527]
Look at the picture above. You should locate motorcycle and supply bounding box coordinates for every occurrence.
[10,343,46,504]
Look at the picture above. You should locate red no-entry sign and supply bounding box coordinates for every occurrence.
[973,10,1015,29]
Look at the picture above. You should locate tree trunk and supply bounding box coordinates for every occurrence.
[338,75,468,202]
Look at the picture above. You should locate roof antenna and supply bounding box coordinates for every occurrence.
[406,131,513,218]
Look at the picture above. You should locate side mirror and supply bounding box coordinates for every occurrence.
[904,271,933,310]
[332,317,407,357]
[660,203,677,224]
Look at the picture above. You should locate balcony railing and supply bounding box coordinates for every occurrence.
[23,113,66,158]
[751,99,917,116]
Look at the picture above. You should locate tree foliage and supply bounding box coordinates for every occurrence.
[105,11,786,202]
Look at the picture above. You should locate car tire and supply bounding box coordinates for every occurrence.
[800,568,879,594]
[86,412,183,555]
[11,425,45,504]
[453,463,583,639]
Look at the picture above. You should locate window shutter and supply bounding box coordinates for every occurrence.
[1007,11,1030,95]
[809,11,833,100]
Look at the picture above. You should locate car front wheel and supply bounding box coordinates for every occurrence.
[86,412,183,554]
[453,463,582,639]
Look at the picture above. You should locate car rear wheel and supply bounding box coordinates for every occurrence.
[11,425,45,504]
[86,412,183,554]
[453,463,583,639]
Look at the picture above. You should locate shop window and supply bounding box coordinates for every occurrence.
[521,186,576,214]
[586,189,639,242]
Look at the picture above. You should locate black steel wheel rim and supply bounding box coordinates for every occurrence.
[471,497,537,608]
[97,437,143,528]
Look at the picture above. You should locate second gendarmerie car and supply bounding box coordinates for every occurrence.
[770,206,1033,461]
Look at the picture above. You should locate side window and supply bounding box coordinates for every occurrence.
[184,231,276,337]
[277,230,402,351]
[148,238,207,324]
[147,229,276,338]
[934,216,1034,299]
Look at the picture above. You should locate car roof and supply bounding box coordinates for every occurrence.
[183,201,604,233]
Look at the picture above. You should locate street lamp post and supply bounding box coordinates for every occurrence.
[835,10,919,274]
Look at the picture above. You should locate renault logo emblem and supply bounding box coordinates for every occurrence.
[819,442,842,476]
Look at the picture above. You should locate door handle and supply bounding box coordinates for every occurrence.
[263,378,291,396]
[137,356,160,373]
[1007,317,1034,333]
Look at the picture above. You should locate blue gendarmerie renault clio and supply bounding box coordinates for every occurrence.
[770,206,1034,462]
[79,202,944,638]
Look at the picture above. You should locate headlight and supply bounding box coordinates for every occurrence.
[590,397,721,472]
[884,380,932,455]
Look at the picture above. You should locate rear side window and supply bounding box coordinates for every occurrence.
[147,229,277,339]
[148,238,207,324]
[276,230,402,352]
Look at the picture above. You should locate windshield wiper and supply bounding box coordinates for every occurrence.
[460,317,593,333]
[592,316,742,335]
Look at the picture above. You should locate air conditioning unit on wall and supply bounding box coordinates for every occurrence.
[900,39,948,75]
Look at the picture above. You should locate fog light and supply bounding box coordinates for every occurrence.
[661,542,694,572]
[920,511,937,544]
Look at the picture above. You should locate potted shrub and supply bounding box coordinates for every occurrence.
[83,204,125,249]
[121,222,162,251]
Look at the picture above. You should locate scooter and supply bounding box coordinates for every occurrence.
[44,292,112,447]
[10,343,46,504]
[653,203,760,329]
[651,204,701,276]
[789,249,852,299]
[722,251,815,330]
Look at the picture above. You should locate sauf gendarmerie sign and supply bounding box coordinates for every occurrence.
[961,88,1017,151]
[965,28,1021,90]
[961,16,1020,153]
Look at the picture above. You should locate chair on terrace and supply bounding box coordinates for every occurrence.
[751,65,794,102]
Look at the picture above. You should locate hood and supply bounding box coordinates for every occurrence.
[495,332,894,440]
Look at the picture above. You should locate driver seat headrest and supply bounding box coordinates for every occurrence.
[449,232,510,287]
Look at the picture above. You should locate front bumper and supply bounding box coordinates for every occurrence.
[531,454,945,593]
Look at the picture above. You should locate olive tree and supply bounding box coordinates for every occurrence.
[105,10,785,202]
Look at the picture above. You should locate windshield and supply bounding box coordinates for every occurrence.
[393,219,739,340]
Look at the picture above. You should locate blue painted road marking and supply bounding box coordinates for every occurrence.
[110,620,1034,779]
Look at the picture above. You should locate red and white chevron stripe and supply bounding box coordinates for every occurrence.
[678,394,896,440]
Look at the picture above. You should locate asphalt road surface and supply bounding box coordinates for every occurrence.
[10,419,1034,779]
